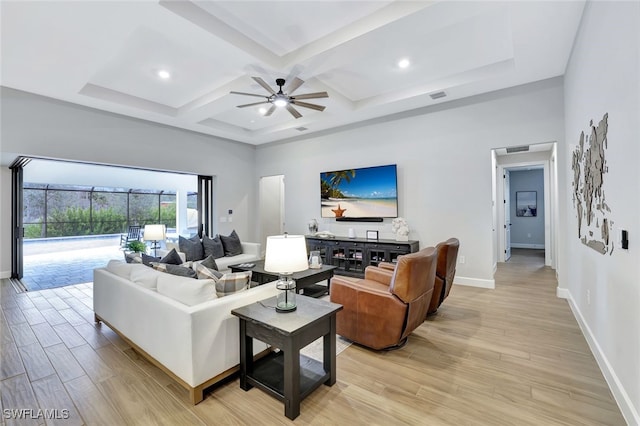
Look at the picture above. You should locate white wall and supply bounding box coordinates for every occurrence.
[0,87,256,276]
[509,169,545,247]
[562,1,640,423]
[255,78,565,288]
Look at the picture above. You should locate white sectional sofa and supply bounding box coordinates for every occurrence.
[93,260,279,404]
[160,241,261,272]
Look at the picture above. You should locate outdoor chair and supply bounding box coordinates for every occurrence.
[120,225,142,250]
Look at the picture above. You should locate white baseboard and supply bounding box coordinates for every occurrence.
[565,290,639,425]
[556,287,570,299]
[0,271,10,279]
[510,243,545,249]
[453,276,495,289]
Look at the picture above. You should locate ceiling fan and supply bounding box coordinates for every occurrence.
[230,77,328,119]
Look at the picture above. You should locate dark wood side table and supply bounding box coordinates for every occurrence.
[231,295,343,420]
[230,260,337,297]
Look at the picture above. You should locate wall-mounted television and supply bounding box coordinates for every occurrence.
[320,164,398,219]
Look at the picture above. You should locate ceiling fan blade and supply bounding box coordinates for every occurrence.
[230,91,267,98]
[285,77,304,95]
[236,101,269,108]
[291,100,326,111]
[252,77,276,95]
[286,104,302,119]
[291,91,329,100]
[264,104,276,117]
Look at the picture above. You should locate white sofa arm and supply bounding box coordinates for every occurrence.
[241,242,261,258]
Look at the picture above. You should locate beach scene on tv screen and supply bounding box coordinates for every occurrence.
[321,165,398,218]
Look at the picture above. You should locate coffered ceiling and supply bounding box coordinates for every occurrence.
[0,1,585,145]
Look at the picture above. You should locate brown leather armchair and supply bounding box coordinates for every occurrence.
[428,238,460,314]
[329,247,437,350]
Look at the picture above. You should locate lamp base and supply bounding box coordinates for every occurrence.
[276,305,297,313]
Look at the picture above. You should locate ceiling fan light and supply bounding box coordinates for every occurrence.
[157,69,171,79]
[398,58,410,69]
[273,97,288,107]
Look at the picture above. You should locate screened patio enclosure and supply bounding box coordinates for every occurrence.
[14,158,203,291]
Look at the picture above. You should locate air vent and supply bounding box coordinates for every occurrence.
[295,127,308,132]
[506,145,530,153]
[429,91,447,100]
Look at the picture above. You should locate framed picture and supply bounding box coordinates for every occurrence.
[516,191,537,217]
[366,230,379,240]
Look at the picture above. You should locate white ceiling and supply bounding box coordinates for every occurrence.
[0,1,585,145]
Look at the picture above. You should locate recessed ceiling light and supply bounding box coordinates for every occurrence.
[398,59,410,69]
[157,69,171,80]
[258,107,267,115]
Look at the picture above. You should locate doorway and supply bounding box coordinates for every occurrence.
[258,175,285,256]
[11,157,202,290]
[492,143,557,270]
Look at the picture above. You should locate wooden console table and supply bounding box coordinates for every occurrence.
[306,235,419,278]
[231,295,343,420]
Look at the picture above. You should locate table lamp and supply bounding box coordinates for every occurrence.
[144,224,166,257]
[264,234,308,313]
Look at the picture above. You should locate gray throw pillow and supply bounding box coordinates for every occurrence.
[159,248,183,265]
[220,230,243,257]
[202,234,225,259]
[179,235,204,261]
[200,255,219,271]
[152,263,197,278]
[141,253,160,266]
[125,252,142,264]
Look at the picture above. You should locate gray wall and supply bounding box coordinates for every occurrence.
[561,1,640,422]
[509,169,544,248]
[255,78,565,288]
[0,87,256,276]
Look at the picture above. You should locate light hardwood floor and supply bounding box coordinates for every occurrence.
[0,250,626,425]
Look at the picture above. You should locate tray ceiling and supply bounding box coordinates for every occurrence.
[0,1,585,145]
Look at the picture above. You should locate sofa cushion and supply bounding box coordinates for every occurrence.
[220,230,243,257]
[106,260,133,279]
[160,248,183,265]
[202,235,225,259]
[215,271,252,297]
[179,235,204,261]
[193,262,223,280]
[156,274,217,306]
[152,263,197,279]
[129,264,160,289]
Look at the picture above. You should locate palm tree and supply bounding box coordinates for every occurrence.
[325,170,356,198]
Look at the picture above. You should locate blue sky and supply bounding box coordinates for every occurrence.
[322,165,397,199]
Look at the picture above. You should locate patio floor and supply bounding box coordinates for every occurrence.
[22,236,124,291]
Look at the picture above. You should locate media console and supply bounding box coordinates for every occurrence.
[306,235,419,278]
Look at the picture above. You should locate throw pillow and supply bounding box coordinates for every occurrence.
[214,271,252,297]
[141,253,160,266]
[179,235,204,261]
[159,248,183,265]
[125,252,142,264]
[151,263,197,279]
[220,230,243,257]
[193,262,224,280]
[202,234,225,259]
[199,255,219,271]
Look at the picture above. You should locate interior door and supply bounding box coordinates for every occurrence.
[259,175,285,255]
[504,170,512,261]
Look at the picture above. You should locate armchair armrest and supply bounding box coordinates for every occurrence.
[377,262,396,271]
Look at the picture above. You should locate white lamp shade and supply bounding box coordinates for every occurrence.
[264,235,308,274]
[144,224,166,241]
